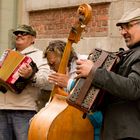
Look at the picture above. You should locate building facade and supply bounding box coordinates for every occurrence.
[1,0,140,55]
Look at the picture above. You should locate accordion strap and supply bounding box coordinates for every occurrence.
[75,51,109,106]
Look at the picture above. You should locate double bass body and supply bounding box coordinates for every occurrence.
[28,94,93,140]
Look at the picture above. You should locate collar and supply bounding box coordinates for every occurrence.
[14,45,38,55]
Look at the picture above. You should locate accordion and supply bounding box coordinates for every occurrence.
[0,50,38,94]
[67,48,119,113]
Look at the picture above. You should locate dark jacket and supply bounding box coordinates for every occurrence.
[92,45,140,140]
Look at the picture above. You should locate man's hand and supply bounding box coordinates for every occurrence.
[76,59,93,78]
[18,63,33,79]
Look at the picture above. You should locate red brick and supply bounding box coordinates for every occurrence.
[29,3,110,38]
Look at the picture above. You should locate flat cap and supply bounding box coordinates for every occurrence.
[13,24,36,37]
[116,8,140,26]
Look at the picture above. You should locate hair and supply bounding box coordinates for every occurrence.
[44,40,78,70]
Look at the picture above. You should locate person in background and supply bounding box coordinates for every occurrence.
[44,40,103,140]
[0,24,52,140]
[36,40,77,110]
[45,40,78,89]
[75,8,140,140]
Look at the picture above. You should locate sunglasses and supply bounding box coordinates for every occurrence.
[14,31,29,36]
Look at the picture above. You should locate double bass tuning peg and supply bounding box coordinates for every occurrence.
[81,23,86,29]
[79,16,86,29]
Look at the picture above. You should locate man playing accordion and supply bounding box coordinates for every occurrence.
[0,25,52,140]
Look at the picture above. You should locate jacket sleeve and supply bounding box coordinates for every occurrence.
[30,50,53,90]
[92,61,140,100]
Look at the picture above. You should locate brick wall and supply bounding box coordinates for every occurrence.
[29,3,110,39]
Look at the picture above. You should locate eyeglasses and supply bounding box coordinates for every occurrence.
[14,31,29,36]
[119,21,140,31]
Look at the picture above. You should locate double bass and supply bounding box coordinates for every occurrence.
[28,3,93,140]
